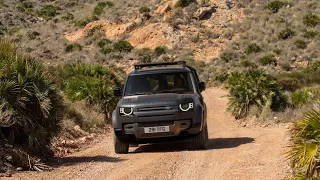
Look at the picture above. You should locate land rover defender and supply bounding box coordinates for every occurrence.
[112,61,208,154]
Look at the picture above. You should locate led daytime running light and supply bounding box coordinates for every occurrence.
[179,103,193,112]
[120,107,133,116]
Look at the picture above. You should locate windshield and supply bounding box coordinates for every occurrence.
[124,72,194,96]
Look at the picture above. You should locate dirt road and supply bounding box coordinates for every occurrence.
[11,88,289,180]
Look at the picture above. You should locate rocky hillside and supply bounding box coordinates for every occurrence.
[220,0,320,74]
[0,0,242,67]
[1,0,319,75]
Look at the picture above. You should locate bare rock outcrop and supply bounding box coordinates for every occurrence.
[193,5,217,20]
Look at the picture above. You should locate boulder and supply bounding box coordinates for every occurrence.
[134,18,143,26]
[155,3,171,14]
[193,5,217,20]
[225,0,235,9]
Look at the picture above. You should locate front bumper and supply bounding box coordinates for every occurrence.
[123,120,191,138]
[114,119,202,144]
[113,103,205,144]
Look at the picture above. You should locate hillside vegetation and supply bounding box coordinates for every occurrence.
[224,0,319,74]
[1,0,320,178]
[0,40,124,174]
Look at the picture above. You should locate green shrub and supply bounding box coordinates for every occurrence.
[190,34,200,43]
[0,39,64,158]
[17,2,34,14]
[226,70,285,119]
[100,46,114,55]
[113,40,133,53]
[277,70,320,91]
[135,48,155,63]
[52,63,124,121]
[202,29,219,39]
[139,6,151,13]
[294,39,308,49]
[259,55,276,65]
[62,13,74,21]
[175,0,196,8]
[97,38,112,48]
[110,53,123,60]
[279,62,292,71]
[140,54,153,63]
[65,1,77,7]
[87,25,103,36]
[223,31,234,40]
[303,14,320,27]
[65,43,82,53]
[245,43,261,55]
[37,5,59,17]
[215,73,229,84]
[17,1,34,13]
[240,60,257,68]
[220,51,238,62]
[0,0,5,7]
[289,88,318,107]
[273,49,282,55]
[266,1,286,13]
[304,61,320,74]
[74,19,91,27]
[22,1,33,9]
[277,77,300,91]
[303,30,318,39]
[0,26,7,36]
[154,46,167,56]
[278,28,295,39]
[93,1,114,17]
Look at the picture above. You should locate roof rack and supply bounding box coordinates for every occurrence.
[134,61,186,70]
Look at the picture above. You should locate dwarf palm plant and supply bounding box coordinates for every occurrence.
[0,39,64,158]
[51,63,124,122]
[288,109,320,179]
[226,70,286,119]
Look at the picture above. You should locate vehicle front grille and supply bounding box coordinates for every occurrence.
[137,113,175,118]
[138,121,174,127]
[138,106,174,112]
[140,132,174,138]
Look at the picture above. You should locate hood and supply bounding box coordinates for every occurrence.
[119,93,197,106]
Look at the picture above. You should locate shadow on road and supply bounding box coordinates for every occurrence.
[132,137,254,153]
[207,137,254,149]
[50,155,124,167]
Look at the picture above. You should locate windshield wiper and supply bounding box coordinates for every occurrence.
[128,92,153,96]
[156,89,187,94]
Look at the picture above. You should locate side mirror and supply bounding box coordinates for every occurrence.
[114,87,122,96]
[198,82,206,92]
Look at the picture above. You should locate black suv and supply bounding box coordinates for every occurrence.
[112,61,208,154]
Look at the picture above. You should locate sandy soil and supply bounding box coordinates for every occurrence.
[8,88,289,180]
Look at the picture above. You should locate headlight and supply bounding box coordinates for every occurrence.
[119,107,133,116]
[179,103,193,112]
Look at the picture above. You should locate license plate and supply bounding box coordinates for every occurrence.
[144,126,169,133]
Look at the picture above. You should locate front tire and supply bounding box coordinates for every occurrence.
[114,134,129,154]
[192,124,208,149]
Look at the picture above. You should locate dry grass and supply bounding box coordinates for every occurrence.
[222,0,320,76]
[63,100,105,134]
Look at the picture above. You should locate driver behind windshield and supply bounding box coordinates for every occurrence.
[174,74,185,89]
